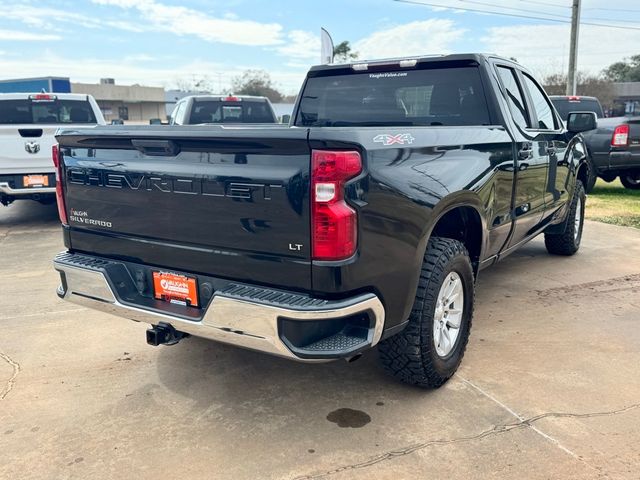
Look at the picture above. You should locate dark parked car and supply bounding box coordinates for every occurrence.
[550,95,639,190]
[550,95,604,122]
[52,54,592,387]
[169,95,278,125]
[579,117,640,190]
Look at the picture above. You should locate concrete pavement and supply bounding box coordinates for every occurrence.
[0,200,639,479]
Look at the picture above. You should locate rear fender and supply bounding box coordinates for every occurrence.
[405,191,487,306]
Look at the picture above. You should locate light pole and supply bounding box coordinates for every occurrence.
[566,0,581,95]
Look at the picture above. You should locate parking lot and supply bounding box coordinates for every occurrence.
[1,201,639,480]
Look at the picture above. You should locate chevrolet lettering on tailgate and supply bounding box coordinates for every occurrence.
[68,169,283,200]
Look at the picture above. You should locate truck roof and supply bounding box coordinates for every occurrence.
[308,53,521,73]
[0,92,92,101]
[549,95,600,101]
[183,94,272,102]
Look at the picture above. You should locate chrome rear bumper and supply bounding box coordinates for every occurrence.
[0,182,56,195]
[54,252,385,362]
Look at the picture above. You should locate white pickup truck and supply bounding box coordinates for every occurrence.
[0,92,104,206]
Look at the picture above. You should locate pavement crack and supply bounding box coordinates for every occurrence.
[292,397,640,480]
[293,423,524,480]
[0,351,21,400]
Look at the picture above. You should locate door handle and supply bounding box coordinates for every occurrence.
[518,142,533,160]
[131,139,180,156]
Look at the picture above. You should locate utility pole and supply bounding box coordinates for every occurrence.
[566,0,581,95]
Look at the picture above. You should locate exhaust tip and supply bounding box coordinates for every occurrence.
[345,353,363,363]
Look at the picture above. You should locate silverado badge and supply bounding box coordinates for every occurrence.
[24,141,40,154]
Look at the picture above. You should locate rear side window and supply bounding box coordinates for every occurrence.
[295,66,491,127]
[188,100,275,124]
[0,99,97,124]
[522,74,557,130]
[496,66,530,129]
[170,101,187,125]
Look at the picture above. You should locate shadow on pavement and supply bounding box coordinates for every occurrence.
[0,200,59,228]
[154,337,430,410]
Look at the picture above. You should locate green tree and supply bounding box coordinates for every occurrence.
[333,41,358,63]
[231,70,284,103]
[603,55,640,82]
[173,75,215,93]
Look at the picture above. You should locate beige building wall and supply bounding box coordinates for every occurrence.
[71,82,166,123]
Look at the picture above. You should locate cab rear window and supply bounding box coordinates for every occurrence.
[295,66,491,127]
[0,99,97,124]
[551,98,604,121]
[188,100,276,124]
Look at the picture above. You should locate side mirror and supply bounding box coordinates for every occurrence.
[281,114,291,124]
[567,111,597,133]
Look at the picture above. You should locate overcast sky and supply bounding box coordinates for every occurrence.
[0,0,639,94]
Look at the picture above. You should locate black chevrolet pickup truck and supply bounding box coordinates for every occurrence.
[52,54,594,388]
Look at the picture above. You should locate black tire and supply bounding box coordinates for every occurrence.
[378,237,474,388]
[620,171,640,190]
[584,158,597,193]
[544,180,585,256]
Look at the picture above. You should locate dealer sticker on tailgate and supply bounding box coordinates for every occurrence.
[152,271,199,307]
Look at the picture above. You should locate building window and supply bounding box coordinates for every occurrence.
[118,106,129,120]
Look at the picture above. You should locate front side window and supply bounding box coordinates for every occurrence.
[522,74,556,130]
[496,66,530,129]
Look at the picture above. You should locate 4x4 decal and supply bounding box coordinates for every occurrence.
[373,133,415,146]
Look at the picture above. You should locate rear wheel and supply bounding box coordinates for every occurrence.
[584,156,598,193]
[620,170,640,190]
[545,180,585,256]
[378,237,474,388]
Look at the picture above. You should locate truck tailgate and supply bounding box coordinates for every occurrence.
[57,126,312,290]
[0,125,58,174]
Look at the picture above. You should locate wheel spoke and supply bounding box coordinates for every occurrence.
[446,311,462,328]
[442,327,451,351]
[447,290,460,305]
[434,271,465,357]
[442,280,455,301]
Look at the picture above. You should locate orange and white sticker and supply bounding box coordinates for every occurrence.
[23,175,49,187]
[152,271,199,307]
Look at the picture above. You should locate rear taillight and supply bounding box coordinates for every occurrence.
[612,124,629,147]
[52,144,68,225]
[311,150,362,260]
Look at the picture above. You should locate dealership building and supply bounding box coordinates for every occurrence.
[0,76,166,123]
[72,78,166,123]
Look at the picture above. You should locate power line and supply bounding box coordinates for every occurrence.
[584,7,640,13]
[582,17,640,24]
[519,0,569,8]
[459,0,570,19]
[462,0,640,24]
[394,0,640,31]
